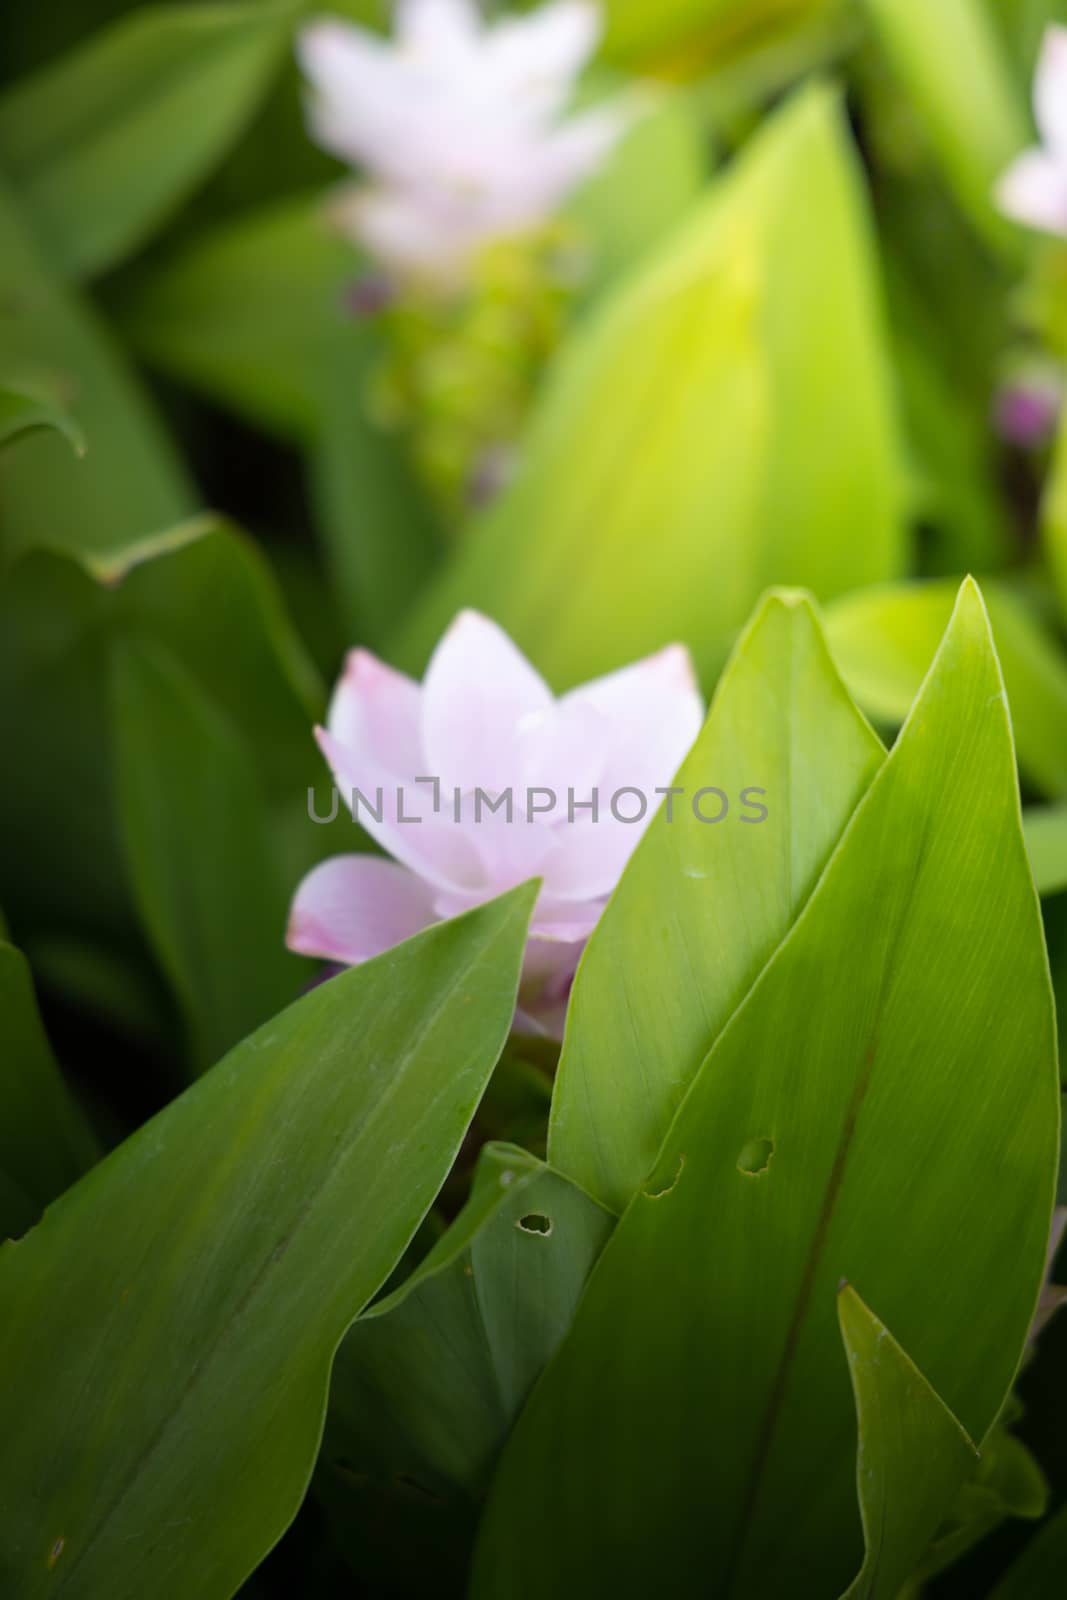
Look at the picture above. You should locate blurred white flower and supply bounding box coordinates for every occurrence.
[996,24,1067,236]
[297,0,636,286]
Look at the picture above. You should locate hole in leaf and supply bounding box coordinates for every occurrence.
[643,1153,685,1199]
[736,1137,775,1176]
[516,1213,552,1236]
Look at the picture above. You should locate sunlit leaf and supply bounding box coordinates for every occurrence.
[863,0,1028,252]
[825,579,1067,797]
[397,85,906,689]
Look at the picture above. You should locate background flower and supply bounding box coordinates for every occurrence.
[997,24,1067,236]
[298,0,637,286]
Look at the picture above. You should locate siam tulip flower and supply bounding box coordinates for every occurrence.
[297,0,637,288]
[287,612,704,1036]
[996,25,1067,236]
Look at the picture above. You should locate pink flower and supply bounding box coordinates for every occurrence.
[287,612,703,1035]
[996,25,1067,236]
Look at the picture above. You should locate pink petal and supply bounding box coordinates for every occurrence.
[326,649,424,777]
[287,854,437,965]
[316,726,485,893]
[421,610,554,795]
[539,643,704,900]
[515,929,587,1039]
[1035,25,1067,159]
[996,149,1067,236]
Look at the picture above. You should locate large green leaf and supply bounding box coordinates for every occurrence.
[111,638,305,1070]
[0,0,296,281]
[120,191,356,441]
[550,590,885,1213]
[838,1284,978,1600]
[397,85,906,689]
[862,0,1028,253]
[566,88,707,300]
[0,941,97,1238]
[318,1142,613,1592]
[825,580,1067,797]
[0,884,536,1600]
[0,175,192,559]
[471,582,1059,1596]
[0,519,338,1040]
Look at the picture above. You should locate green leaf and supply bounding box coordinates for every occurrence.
[0,518,336,1037]
[550,589,885,1213]
[566,88,707,299]
[1024,804,1067,896]
[990,1501,1067,1598]
[0,884,536,1600]
[1041,396,1067,626]
[0,941,97,1238]
[120,191,357,441]
[862,0,1029,253]
[916,1406,1049,1583]
[0,175,193,560]
[599,0,846,77]
[471,581,1059,1596]
[0,382,84,458]
[0,0,296,280]
[397,84,906,689]
[318,1142,613,1591]
[838,1284,978,1600]
[111,638,306,1070]
[825,580,1067,797]
[308,326,442,648]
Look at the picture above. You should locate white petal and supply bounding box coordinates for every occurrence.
[996,148,1067,236]
[524,100,638,208]
[420,610,554,794]
[287,854,437,964]
[396,0,481,62]
[1035,25,1067,159]
[347,186,482,281]
[563,642,704,799]
[485,1,600,121]
[298,19,409,169]
[326,648,423,777]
